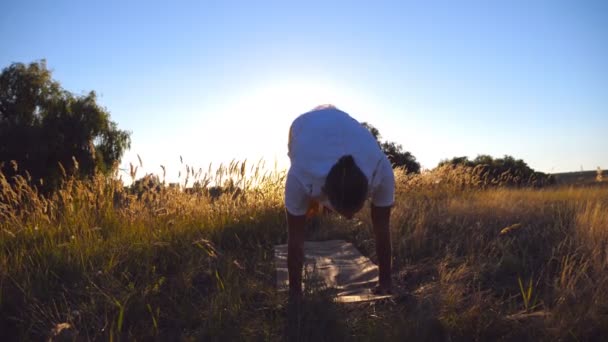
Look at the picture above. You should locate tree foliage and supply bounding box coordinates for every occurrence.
[361,122,420,173]
[438,154,555,187]
[0,61,131,192]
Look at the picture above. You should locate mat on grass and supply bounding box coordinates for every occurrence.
[274,240,392,303]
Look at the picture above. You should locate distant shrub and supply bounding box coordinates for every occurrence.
[129,174,162,198]
[436,155,555,188]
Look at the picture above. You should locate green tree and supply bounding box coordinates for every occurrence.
[361,122,381,142]
[438,154,554,187]
[0,61,131,192]
[361,122,420,173]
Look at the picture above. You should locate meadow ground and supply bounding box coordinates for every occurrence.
[1,162,607,341]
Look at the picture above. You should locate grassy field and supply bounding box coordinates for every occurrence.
[1,162,607,341]
[552,169,607,187]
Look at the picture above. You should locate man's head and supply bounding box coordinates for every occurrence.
[323,155,368,219]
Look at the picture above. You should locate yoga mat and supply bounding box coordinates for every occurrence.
[274,240,392,303]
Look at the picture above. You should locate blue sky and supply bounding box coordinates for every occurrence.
[1,0,606,181]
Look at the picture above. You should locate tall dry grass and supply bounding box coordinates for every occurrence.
[1,160,289,340]
[0,162,607,340]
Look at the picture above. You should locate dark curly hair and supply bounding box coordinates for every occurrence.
[324,155,368,213]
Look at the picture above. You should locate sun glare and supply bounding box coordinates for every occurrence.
[238,79,355,115]
[122,78,380,185]
[215,79,370,167]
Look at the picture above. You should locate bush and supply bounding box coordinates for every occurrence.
[437,155,555,188]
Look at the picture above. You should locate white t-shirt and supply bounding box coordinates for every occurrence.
[285,107,395,216]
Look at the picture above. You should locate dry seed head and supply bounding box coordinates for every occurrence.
[72,156,79,171]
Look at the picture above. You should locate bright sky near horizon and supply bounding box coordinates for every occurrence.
[1,0,607,182]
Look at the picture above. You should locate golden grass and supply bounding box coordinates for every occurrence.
[1,161,607,340]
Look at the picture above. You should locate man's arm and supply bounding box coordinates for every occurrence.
[286,211,306,298]
[371,204,392,292]
[284,166,309,299]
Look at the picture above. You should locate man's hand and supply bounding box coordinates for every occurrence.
[286,211,306,299]
[371,204,392,292]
